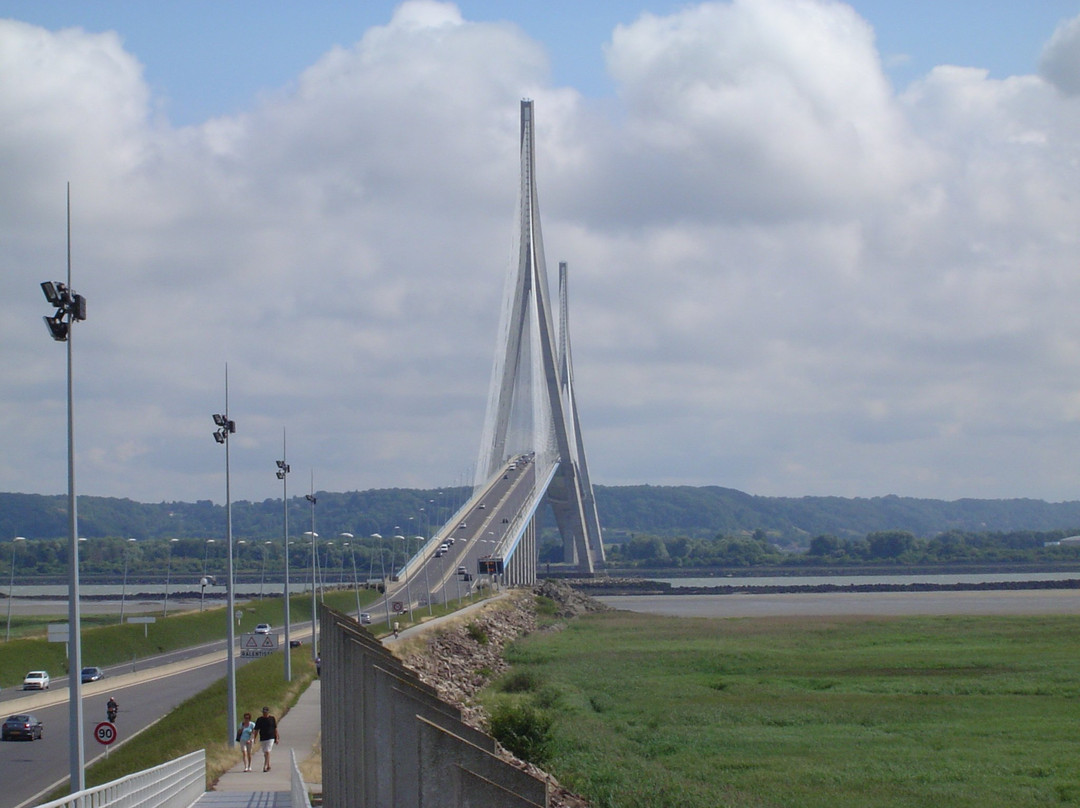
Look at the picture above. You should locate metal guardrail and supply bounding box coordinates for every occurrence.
[34,750,205,808]
[290,748,311,808]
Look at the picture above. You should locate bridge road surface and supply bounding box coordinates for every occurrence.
[370,458,537,620]
[0,619,317,808]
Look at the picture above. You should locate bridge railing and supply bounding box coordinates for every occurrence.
[34,750,205,808]
[290,748,311,808]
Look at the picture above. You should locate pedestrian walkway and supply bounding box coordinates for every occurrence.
[193,679,322,807]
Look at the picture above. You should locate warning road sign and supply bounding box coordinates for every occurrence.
[240,632,279,657]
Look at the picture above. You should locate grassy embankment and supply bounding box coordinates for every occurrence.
[484,608,1080,808]
[0,588,387,689]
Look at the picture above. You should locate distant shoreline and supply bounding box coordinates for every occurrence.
[575,576,1080,597]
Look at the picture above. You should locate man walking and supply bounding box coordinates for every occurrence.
[253,706,279,772]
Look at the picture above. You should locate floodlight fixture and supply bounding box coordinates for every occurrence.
[41,280,62,305]
[44,314,69,342]
[213,413,227,427]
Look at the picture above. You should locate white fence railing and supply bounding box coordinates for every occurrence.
[290,749,311,808]
[34,750,205,808]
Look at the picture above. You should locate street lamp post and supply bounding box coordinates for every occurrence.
[4,536,26,642]
[40,186,89,791]
[201,539,216,611]
[276,435,292,681]
[163,538,179,617]
[339,534,361,618]
[212,375,238,748]
[396,534,413,621]
[417,536,433,616]
[321,541,334,599]
[260,541,271,600]
[305,475,317,661]
[372,534,392,629]
[119,538,136,625]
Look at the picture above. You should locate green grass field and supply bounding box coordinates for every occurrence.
[485,609,1080,808]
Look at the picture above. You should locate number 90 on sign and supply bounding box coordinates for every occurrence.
[95,721,117,745]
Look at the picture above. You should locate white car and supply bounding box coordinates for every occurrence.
[254,623,272,635]
[22,671,50,691]
[359,613,372,625]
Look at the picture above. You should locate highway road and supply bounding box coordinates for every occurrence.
[0,621,315,808]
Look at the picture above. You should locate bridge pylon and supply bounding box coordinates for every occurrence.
[474,99,605,574]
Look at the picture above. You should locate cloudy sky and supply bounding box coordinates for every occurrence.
[3,0,1080,509]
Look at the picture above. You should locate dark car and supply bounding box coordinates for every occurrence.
[2,714,43,741]
[81,666,104,683]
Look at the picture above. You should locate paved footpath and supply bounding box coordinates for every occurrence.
[195,679,322,807]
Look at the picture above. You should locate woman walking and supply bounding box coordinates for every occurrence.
[237,712,255,772]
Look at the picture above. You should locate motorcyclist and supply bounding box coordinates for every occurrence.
[106,696,118,720]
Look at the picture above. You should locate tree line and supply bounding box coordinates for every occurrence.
[599,528,1080,569]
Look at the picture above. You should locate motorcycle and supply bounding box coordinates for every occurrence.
[106,701,118,722]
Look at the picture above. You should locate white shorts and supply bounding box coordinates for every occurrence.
[260,739,275,754]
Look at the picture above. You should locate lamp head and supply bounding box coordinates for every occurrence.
[43,314,69,342]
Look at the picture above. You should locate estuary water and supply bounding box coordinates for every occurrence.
[648,571,1080,588]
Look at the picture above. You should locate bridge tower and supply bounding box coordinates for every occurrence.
[474,99,605,573]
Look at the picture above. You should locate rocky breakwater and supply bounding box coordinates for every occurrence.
[396,580,609,808]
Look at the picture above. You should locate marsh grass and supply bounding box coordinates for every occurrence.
[487,611,1080,807]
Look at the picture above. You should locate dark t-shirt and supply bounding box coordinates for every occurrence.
[254,714,277,741]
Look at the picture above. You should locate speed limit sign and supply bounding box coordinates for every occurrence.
[94,721,117,745]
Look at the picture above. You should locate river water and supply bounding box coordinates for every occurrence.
[648,571,1080,588]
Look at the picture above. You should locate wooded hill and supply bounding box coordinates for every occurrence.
[4,485,1080,548]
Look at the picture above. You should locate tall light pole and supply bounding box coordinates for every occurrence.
[260,541,271,600]
[417,536,433,616]
[305,476,318,661]
[41,184,87,793]
[212,373,238,748]
[276,434,292,681]
[372,534,392,629]
[339,533,361,618]
[396,534,413,621]
[163,538,178,617]
[119,538,136,625]
[5,536,26,642]
[201,539,216,611]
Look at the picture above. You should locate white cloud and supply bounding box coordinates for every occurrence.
[3,0,1080,510]
[1040,14,1080,96]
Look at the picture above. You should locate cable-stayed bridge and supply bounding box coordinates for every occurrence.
[390,100,604,609]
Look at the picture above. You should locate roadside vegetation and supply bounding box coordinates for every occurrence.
[482,609,1080,807]
[0,588,380,689]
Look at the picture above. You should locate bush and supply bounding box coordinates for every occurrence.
[497,669,542,693]
[489,702,553,765]
[466,622,489,645]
